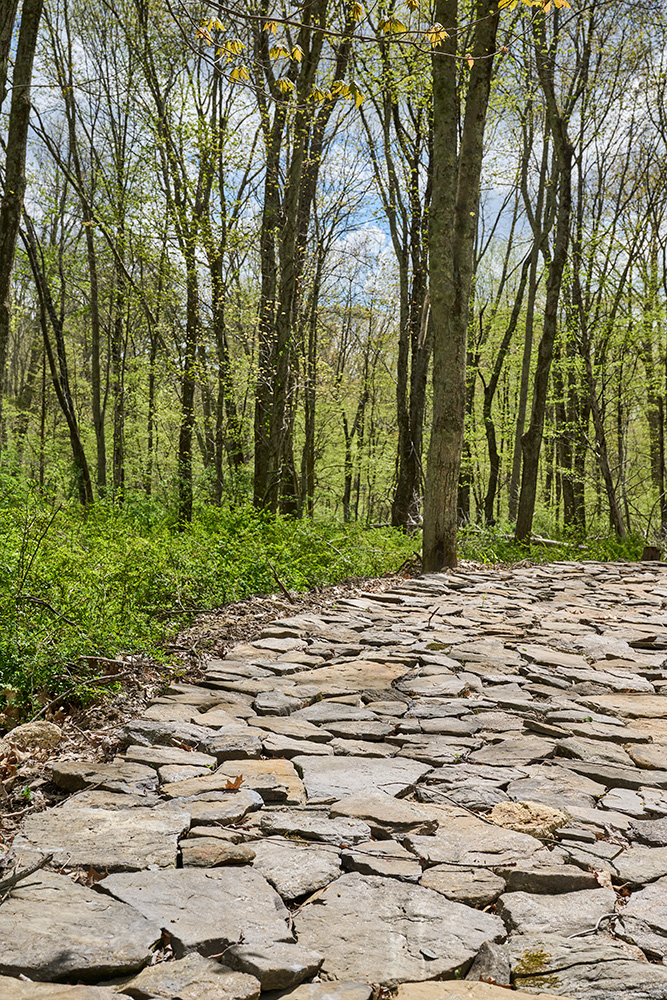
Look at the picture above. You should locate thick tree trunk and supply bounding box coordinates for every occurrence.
[423,0,499,570]
[0,0,44,460]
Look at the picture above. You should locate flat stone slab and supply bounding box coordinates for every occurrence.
[330,791,436,836]
[616,875,667,959]
[508,932,667,998]
[180,837,256,866]
[13,799,190,870]
[419,865,506,907]
[49,759,158,795]
[292,756,430,802]
[119,952,261,1000]
[293,873,505,986]
[275,983,373,1000]
[251,839,341,899]
[342,840,422,881]
[406,803,542,868]
[125,744,217,769]
[0,871,160,981]
[394,982,577,1000]
[0,982,120,1000]
[257,810,371,846]
[496,887,617,936]
[225,942,324,990]
[101,867,293,957]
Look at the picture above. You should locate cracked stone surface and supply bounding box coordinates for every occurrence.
[10,561,667,997]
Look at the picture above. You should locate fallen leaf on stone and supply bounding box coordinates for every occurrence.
[226,774,244,790]
[595,869,613,890]
[480,977,511,989]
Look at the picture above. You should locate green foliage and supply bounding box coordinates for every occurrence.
[0,480,414,720]
[458,522,646,565]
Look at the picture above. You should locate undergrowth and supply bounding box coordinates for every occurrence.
[0,475,652,723]
[0,481,414,721]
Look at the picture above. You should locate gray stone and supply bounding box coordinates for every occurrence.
[498,862,598,894]
[496,887,616,936]
[122,719,217,748]
[406,802,542,868]
[556,736,634,766]
[342,840,422,881]
[292,755,430,802]
[293,873,505,987]
[329,738,396,757]
[630,815,667,845]
[0,982,119,1000]
[629,743,667,770]
[101,867,293,957]
[465,941,510,986]
[330,791,436,836]
[616,875,667,959]
[247,716,333,742]
[419,865,505,906]
[120,952,261,1000]
[566,759,667,790]
[0,871,160,981]
[324,721,395,742]
[179,790,263,826]
[124,744,216,769]
[225,942,324,990]
[467,736,555,766]
[293,703,377,724]
[271,983,373,1000]
[159,763,212,783]
[13,798,189,871]
[254,691,305,716]
[508,932,667,999]
[262,733,333,758]
[251,838,341,900]
[613,845,667,885]
[198,727,264,761]
[180,837,256,866]
[506,764,606,811]
[49,759,158,796]
[258,810,371,846]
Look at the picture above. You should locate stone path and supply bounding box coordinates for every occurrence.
[7,561,667,998]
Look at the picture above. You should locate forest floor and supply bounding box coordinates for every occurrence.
[2,560,667,999]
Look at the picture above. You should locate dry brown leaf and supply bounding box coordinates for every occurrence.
[225,774,244,790]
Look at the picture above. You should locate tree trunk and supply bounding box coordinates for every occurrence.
[423,0,499,570]
[0,0,44,459]
[515,13,580,542]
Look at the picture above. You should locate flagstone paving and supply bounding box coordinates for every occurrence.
[10,561,667,997]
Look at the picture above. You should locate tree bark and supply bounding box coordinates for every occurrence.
[0,0,44,459]
[423,0,499,570]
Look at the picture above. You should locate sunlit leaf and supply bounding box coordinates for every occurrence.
[264,19,278,34]
[425,22,448,46]
[277,77,295,94]
[230,64,250,81]
[351,2,364,21]
[291,44,304,62]
[269,43,291,59]
[378,16,407,34]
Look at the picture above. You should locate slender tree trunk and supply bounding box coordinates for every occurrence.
[515,13,581,541]
[0,0,20,112]
[0,0,44,459]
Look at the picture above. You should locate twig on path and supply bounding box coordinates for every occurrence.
[0,853,53,898]
[28,670,134,724]
[267,561,295,604]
